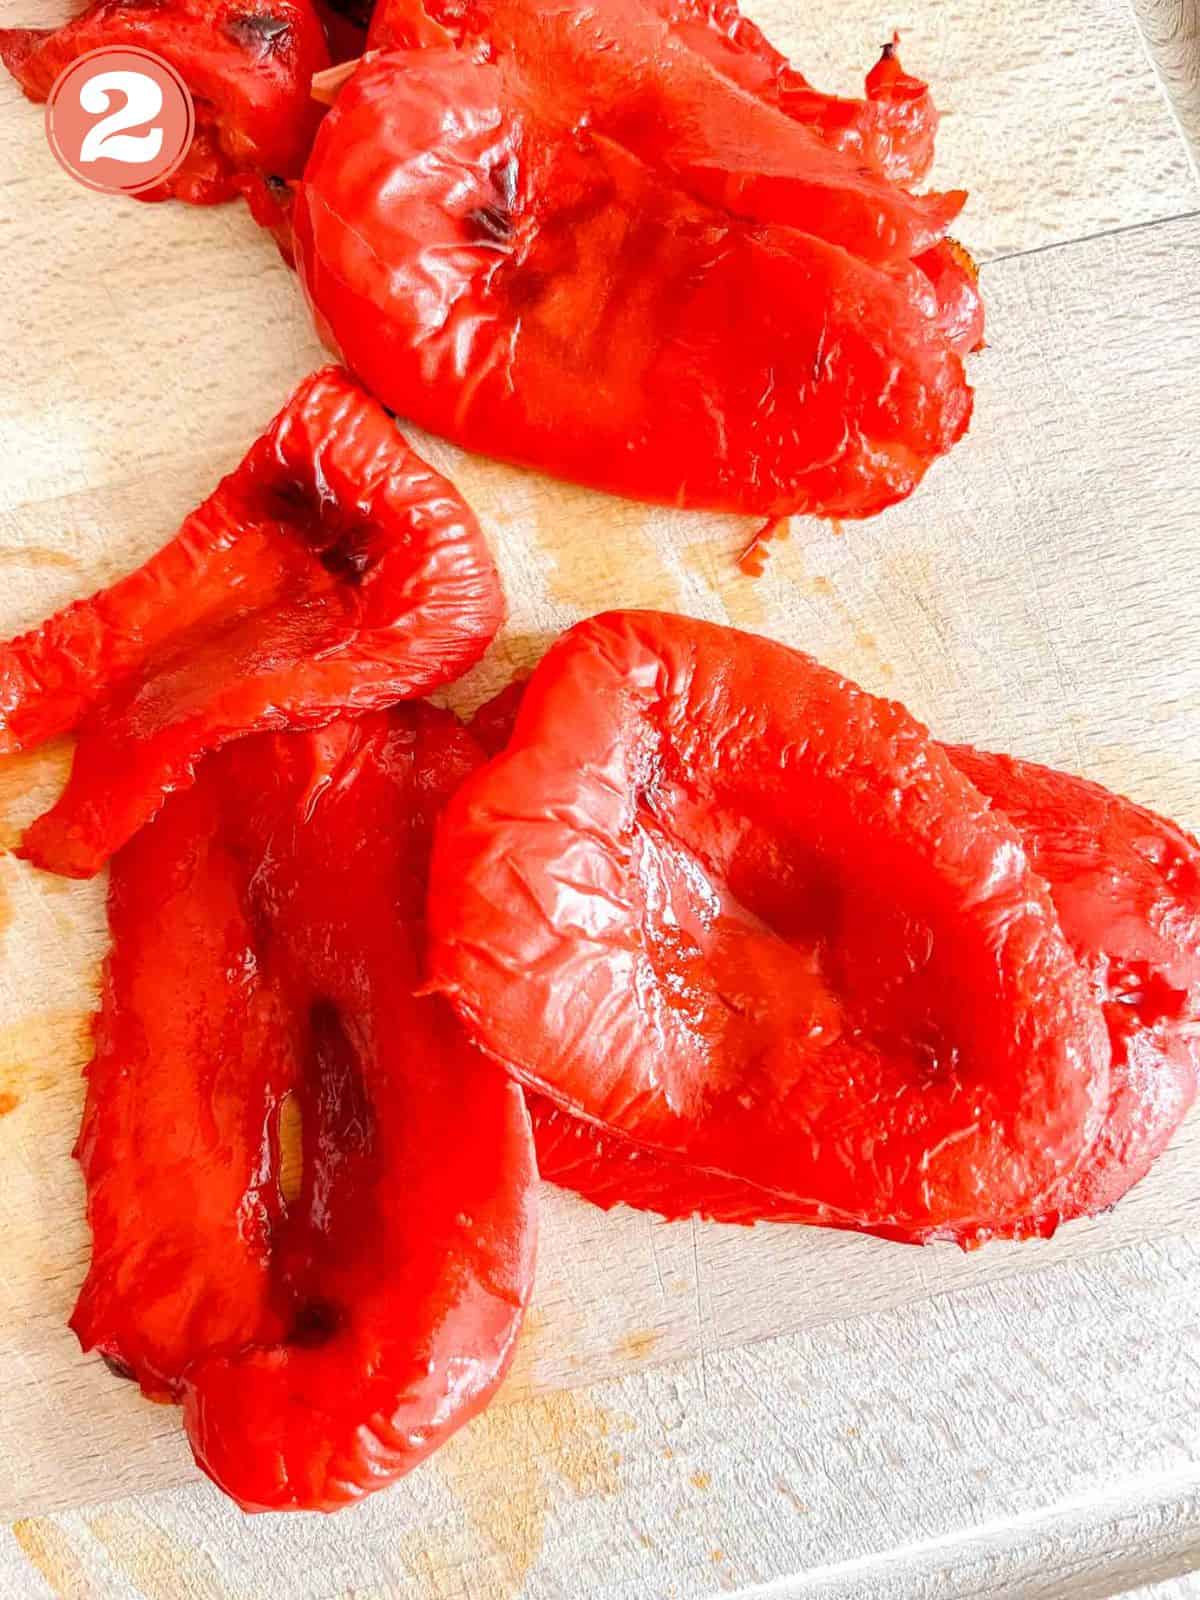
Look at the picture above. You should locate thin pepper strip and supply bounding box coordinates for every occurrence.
[73,704,537,1512]
[0,365,503,877]
[431,611,1113,1246]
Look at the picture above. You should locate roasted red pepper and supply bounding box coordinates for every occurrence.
[429,611,1130,1245]
[624,8,941,188]
[366,1,947,191]
[918,239,986,357]
[73,703,536,1512]
[367,0,961,264]
[946,748,1200,1226]
[1,0,329,208]
[529,753,1200,1238]
[296,1,977,521]
[448,622,1198,1241]
[0,366,503,877]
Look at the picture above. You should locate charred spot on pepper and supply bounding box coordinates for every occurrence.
[258,477,377,584]
[308,999,375,1158]
[101,1351,136,1382]
[317,527,377,585]
[259,476,313,523]
[467,203,513,244]
[466,154,519,244]
[505,267,549,309]
[290,1297,343,1347]
[225,10,294,54]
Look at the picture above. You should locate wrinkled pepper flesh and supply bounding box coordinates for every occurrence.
[73,702,537,1512]
[432,612,1200,1245]
[296,0,980,520]
[0,365,502,877]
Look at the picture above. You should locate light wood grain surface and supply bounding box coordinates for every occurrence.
[1,0,1199,1594]
[1133,0,1200,166]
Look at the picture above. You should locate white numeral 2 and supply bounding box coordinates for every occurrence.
[78,71,164,165]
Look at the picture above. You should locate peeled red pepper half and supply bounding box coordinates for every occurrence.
[73,702,537,1512]
[527,750,1200,1240]
[430,612,1199,1245]
[0,0,330,210]
[0,365,503,877]
[296,0,979,521]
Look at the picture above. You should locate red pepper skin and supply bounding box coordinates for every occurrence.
[366,0,962,265]
[641,6,941,188]
[917,239,986,357]
[0,366,503,878]
[296,51,972,521]
[0,0,329,205]
[529,1099,799,1225]
[431,611,1113,1246]
[946,748,1200,1230]
[372,0,979,363]
[72,704,537,1513]
[369,1,942,192]
[860,36,940,188]
[529,755,1200,1239]
[467,678,813,1224]
[464,664,1198,1241]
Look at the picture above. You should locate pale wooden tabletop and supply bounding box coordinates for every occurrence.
[0,0,1198,1595]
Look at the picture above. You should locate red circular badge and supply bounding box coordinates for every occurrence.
[45,47,195,196]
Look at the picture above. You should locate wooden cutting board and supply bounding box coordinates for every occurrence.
[1,0,1199,1594]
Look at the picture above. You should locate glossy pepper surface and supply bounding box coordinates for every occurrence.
[0,365,503,877]
[454,630,1199,1240]
[946,747,1200,1227]
[72,703,537,1512]
[0,0,329,207]
[366,0,962,264]
[295,0,978,521]
[430,611,1117,1246]
[366,0,983,353]
[527,749,1200,1239]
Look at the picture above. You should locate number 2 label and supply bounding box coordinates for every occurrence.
[78,71,165,166]
[45,47,194,196]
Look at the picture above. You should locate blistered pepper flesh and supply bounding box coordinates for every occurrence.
[0,0,329,207]
[296,1,977,521]
[0,365,502,877]
[455,635,1198,1240]
[947,748,1200,1228]
[430,611,1118,1245]
[73,703,537,1512]
[367,0,963,265]
[527,751,1200,1239]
